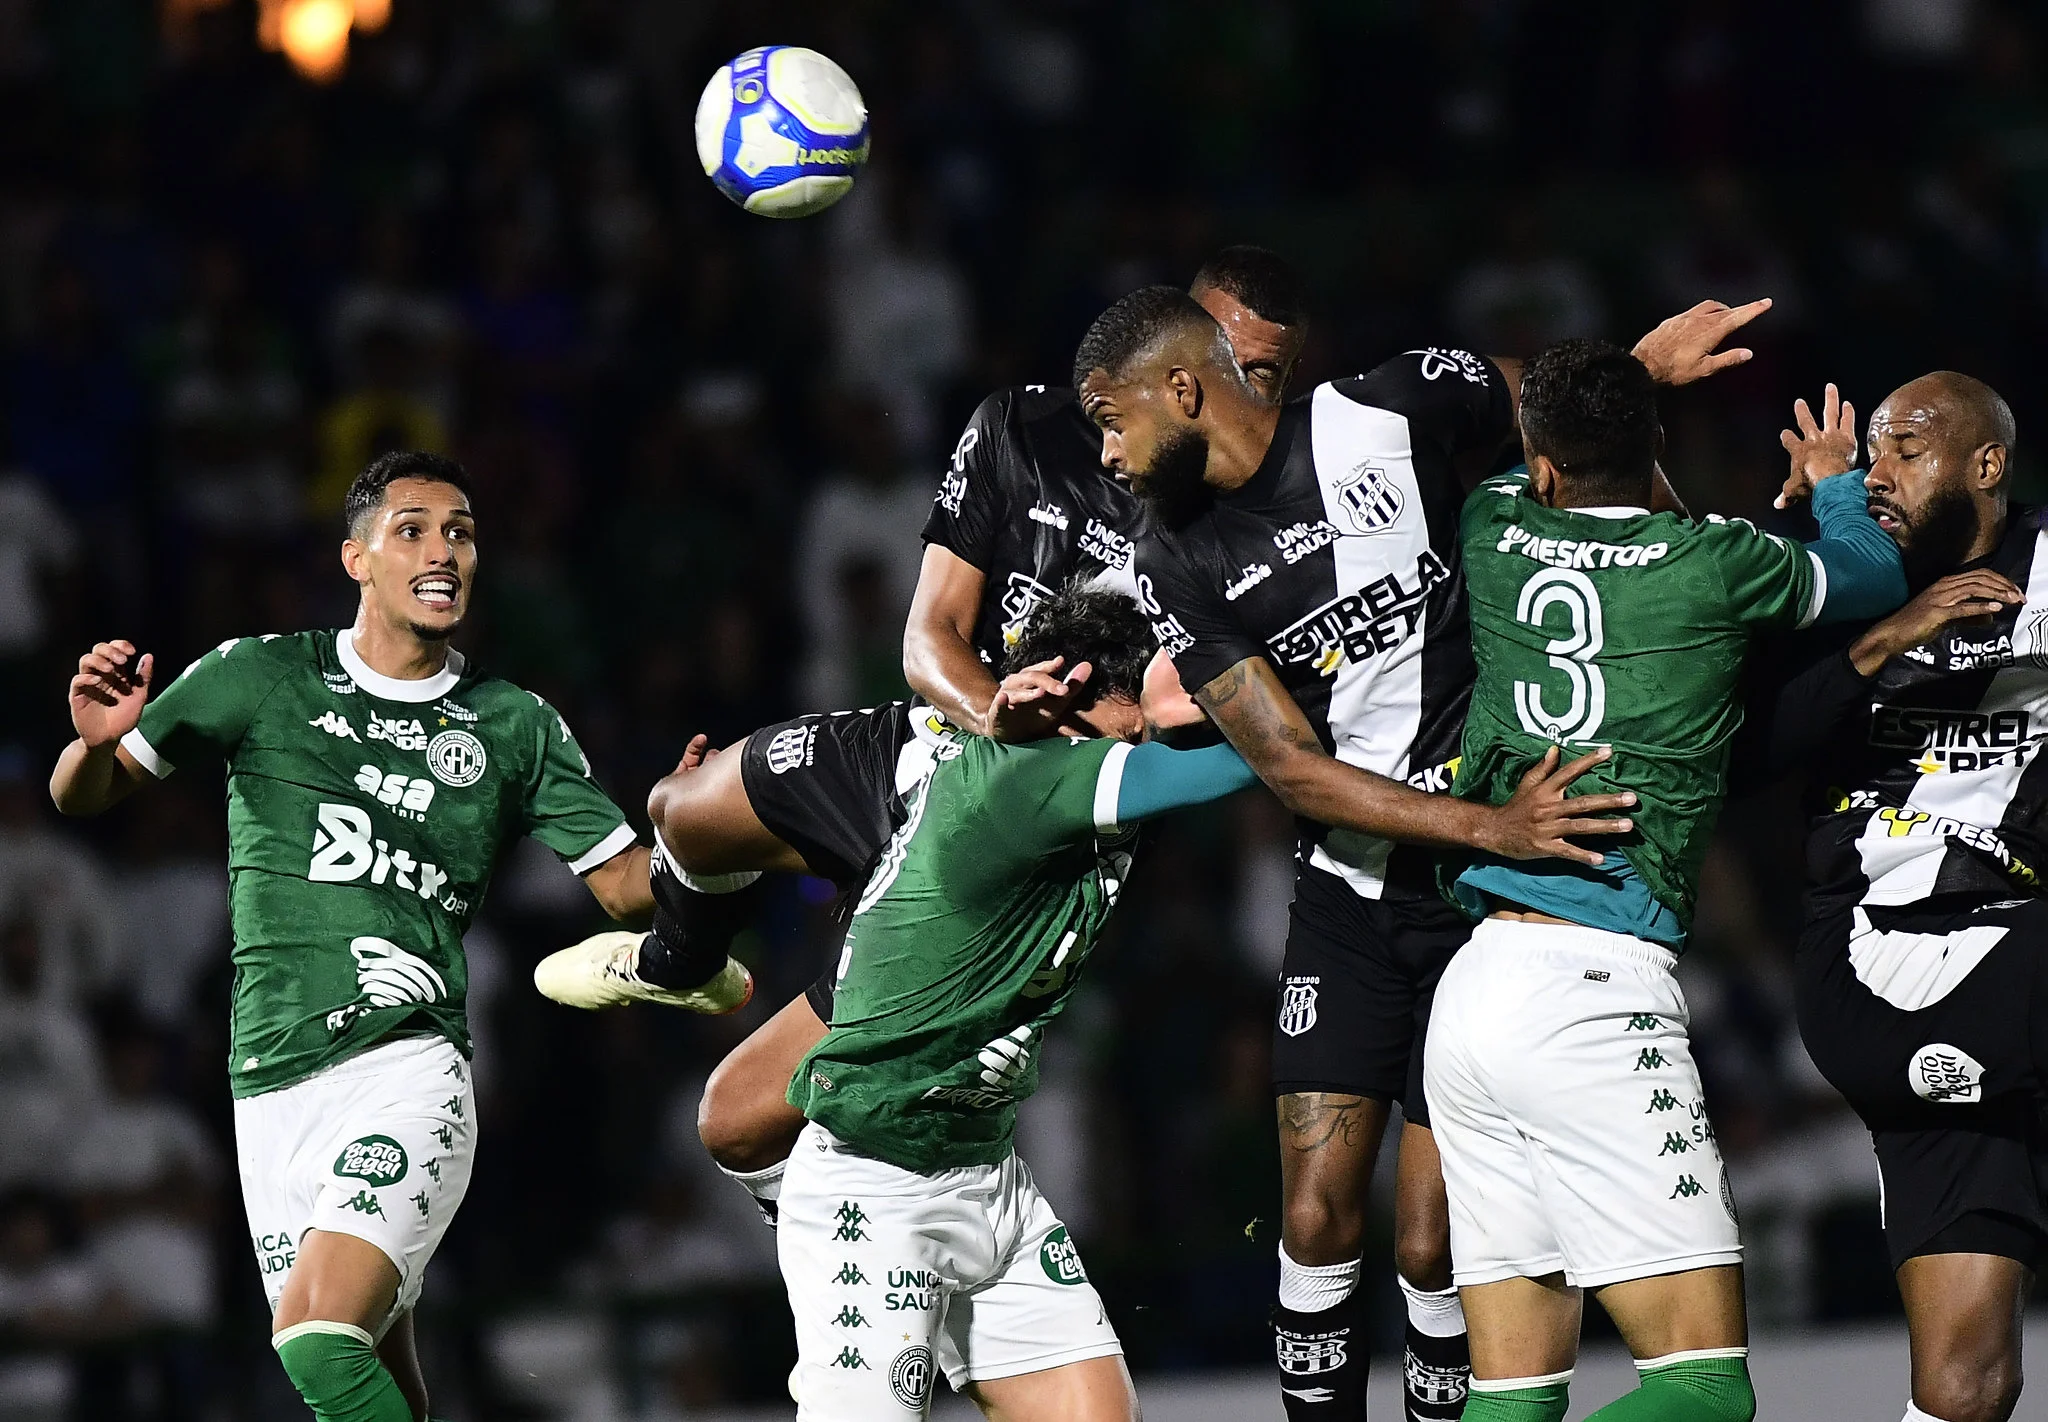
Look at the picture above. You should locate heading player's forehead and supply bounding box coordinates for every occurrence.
[1872,372,2013,455]
[1192,284,1302,369]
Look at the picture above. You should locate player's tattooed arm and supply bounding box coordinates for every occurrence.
[903,543,1003,734]
[1196,657,1637,865]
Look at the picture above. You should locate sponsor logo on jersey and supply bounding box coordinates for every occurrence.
[1946,632,2017,670]
[937,426,979,513]
[1866,808,2039,885]
[1902,642,1938,664]
[1267,551,1451,674]
[368,713,430,750]
[434,698,477,724]
[1276,1325,1350,1375]
[1496,523,1669,570]
[322,671,357,694]
[310,710,361,742]
[308,803,461,907]
[1273,519,1341,565]
[891,1346,934,1409]
[1278,976,1319,1037]
[1080,517,1133,569]
[765,724,816,774]
[1039,1226,1088,1285]
[346,936,448,1012]
[977,1025,1035,1091]
[999,571,1056,646]
[427,729,487,787]
[1869,707,2039,773]
[1406,346,1490,385]
[1224,563,1273,601]
[1405,756,1459,792]
[1334,463,1404,534]
[334,1135,409,1188]
[1911,1043,1987,1102]
[1028,501,1069,530]
[356,765,436,818]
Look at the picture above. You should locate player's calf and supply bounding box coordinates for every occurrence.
[1274,1092,1384,1421]
[272,1231,418,1422]
[1900,1250,2030,1422]
[1394,1122,1469,1422]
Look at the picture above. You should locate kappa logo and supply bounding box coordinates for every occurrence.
[334,1135,409,1188]
[891,1346,933,1408]
[1334,463,1404,534]
[340,1189,385,1219]
[1278,977,1319,1037]
[1634,1048,1667,1071]
[1911,1042,1985,1103]
[765,724,816,775]
[1646,1089,1681,1113]
[832,1262,869,1287]
[1039,1226,1088,1285]
[833,1201,871,1242]
[426,730,487,787]
[831,1347,870,1371]
[309,711,361,742]
[1670,1174,1707,1199]
[1659,1132,1692,1156]
[829,1305,869,1329]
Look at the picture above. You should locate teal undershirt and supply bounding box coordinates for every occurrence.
[1453,852,1687,949]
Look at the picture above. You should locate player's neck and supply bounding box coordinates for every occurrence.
[1207,399,1283,493]
[349,610,452,683]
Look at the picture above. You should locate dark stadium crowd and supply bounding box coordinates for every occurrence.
[1,0,2046,1415]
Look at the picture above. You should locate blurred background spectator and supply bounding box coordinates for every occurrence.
[0,0,2044,1413]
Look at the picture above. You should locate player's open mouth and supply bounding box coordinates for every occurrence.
[1869,502,1905,534]
[413,577,460,610]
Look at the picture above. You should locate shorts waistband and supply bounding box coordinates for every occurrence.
[1469,916,1679,974]
[284,1033,460,1091]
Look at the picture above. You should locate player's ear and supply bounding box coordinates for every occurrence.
[340,537,370,585]
[1527,454,1564,506]
[1978,442,2008,491]
[1167,364,1201,418]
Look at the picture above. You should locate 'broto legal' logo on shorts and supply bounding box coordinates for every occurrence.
[1038,1226,1087,1285]
[335,1134,410,1188]
[1910,1043,1986,1103]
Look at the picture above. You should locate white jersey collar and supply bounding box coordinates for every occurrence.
[1565,505,1650,520]
[339,627,466,703]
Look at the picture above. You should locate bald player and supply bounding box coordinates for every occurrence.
[1768,373,2041,1422]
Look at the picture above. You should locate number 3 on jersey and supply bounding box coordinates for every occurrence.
[1513,567,1606,743]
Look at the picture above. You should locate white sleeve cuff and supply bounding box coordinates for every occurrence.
[119,728,172,779]
[1797,548,1827,630]
[567,822,638,875]
[1093,741,1135,835]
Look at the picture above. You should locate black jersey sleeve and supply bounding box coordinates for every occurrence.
[922,390,1022,570]
[1329,348,1514,464]
[1134,527,1263,696]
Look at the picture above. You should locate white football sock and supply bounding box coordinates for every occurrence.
[680,868,762,894]
[1277,1244,1361,1312]
[1398,1274,1467,1338]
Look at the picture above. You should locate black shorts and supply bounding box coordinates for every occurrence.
[1271,864,1472,1128]
[739,702,918,893]
[1796,895,2048,1268]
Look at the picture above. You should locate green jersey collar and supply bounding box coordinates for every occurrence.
[338,628,467,703]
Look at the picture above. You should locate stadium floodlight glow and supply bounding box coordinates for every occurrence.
[695,46,870,218]
[280,0,351,81]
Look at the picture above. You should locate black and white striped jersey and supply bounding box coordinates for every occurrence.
[1799,505,2048,917]
[1135,349,1514,900]
[922,385,1151,668]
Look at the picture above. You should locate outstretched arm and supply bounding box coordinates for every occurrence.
[582,843,653,924]
[1194,656,1635,865]
[902,543,999,734]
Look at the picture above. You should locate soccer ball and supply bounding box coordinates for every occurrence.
[694,46,869,219]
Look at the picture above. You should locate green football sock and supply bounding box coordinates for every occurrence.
[274,1321,417,1422]
[1586,1350,1754,1422]
[1462,1372,1572,1422]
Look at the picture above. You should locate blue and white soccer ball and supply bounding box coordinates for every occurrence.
[694,46,869,219]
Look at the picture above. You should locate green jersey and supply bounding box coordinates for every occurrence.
[790,732,1136,1173]
[1447,471,1821,934]
[124,629,634,1097]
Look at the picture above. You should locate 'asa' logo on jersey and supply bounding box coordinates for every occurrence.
[1267,551,1450,673]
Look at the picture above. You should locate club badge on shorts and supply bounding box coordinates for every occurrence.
[1278,976,1320,1037]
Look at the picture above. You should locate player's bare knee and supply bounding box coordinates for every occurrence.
[1917,1346,2022,1422]
[1280,1187,1364,1262]
[696,1060,781,1172]
[1392,1219,1451,1292]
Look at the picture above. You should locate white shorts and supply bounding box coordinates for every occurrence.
[778,1122,1122,1419]
[1423,919,1742,1289]
[234,1034,478,1333]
